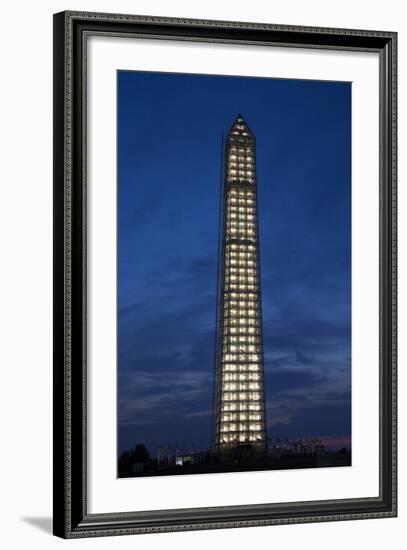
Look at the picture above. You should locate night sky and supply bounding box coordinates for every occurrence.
[117,70,351,456]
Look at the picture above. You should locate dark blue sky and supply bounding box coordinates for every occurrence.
[117,70,351,455]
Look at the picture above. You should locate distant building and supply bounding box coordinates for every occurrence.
[268,437,325,457]
[175,454,194,466]
[214,115,267,460]
[157,446,177,467]
[158,446,212,468]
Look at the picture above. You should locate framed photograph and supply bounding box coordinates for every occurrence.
[53,11,397,538]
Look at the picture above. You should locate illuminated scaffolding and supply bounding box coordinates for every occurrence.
[214,115,267,458]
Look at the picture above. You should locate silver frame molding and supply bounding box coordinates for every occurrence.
[53,10,397,538]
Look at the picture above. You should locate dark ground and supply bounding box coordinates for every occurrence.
[118,450,351,478]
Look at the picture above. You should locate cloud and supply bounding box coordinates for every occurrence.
[267,368,326,394]
[269,401,351,438]
[267,385,351,435]
[118,357,214,426]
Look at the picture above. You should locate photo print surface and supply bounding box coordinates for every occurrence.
[117,70,351,478]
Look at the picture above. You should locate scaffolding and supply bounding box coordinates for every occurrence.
[214,115,267,460]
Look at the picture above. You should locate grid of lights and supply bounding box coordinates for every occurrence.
[215,117,267,451]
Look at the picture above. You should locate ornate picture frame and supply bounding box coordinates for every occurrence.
[53,10,397,538]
